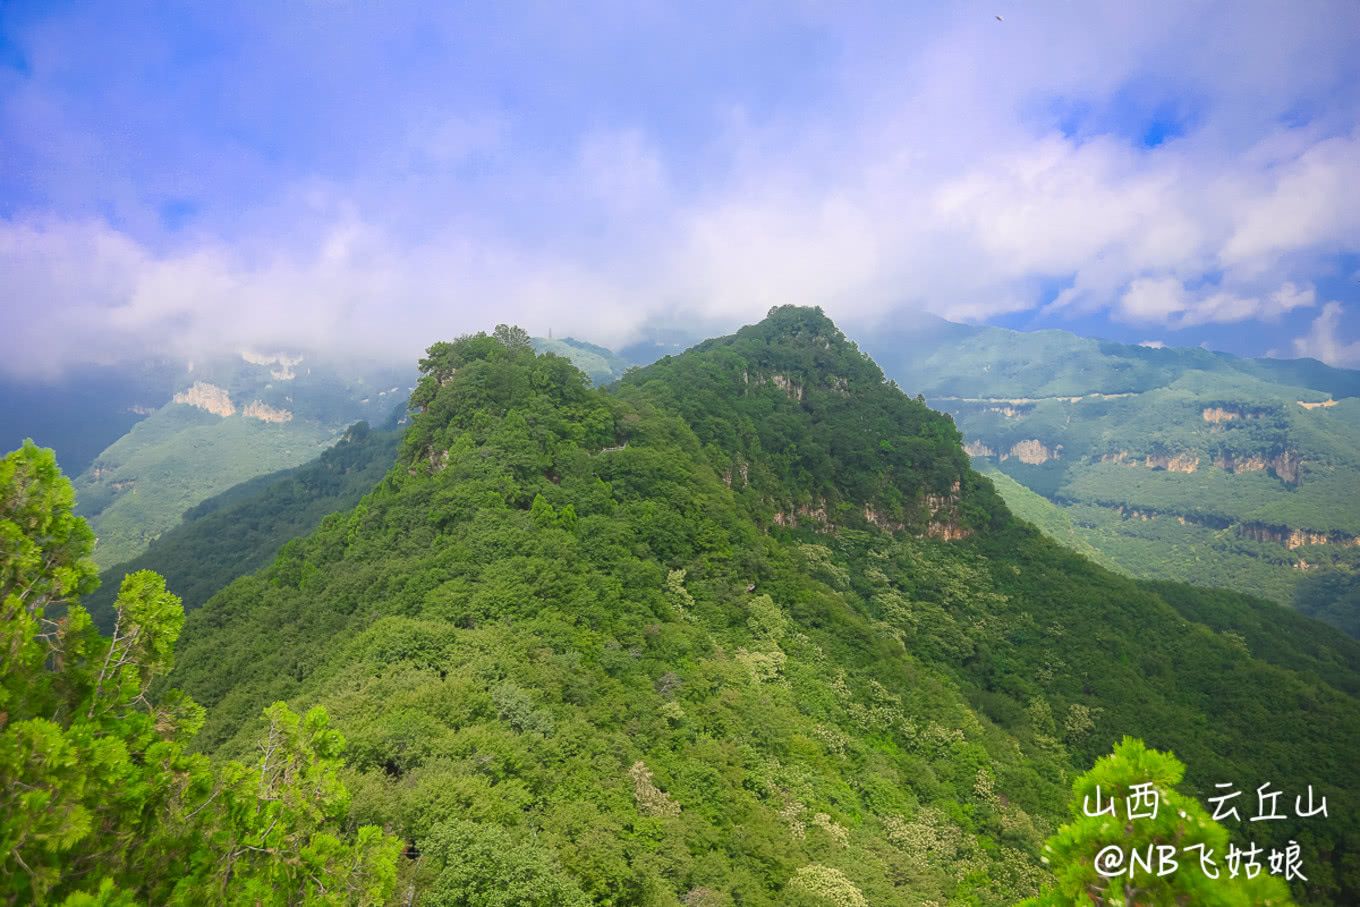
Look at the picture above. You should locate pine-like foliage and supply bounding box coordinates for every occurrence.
[1023,737,1295,906]
[0,441,401,905]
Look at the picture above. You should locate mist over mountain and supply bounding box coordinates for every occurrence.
[0,360,183,476]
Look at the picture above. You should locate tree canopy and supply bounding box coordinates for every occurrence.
[0,440,401,905]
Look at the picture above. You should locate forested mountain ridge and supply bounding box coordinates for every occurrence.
[617,308,997,541]
[856,317,1360,637]
[158,309,1359,905]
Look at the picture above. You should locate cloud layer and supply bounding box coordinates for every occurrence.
[2,0,1358,375]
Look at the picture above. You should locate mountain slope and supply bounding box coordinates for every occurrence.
[972,465,1125,573]
[164,309,1360,905]
[82,420,402,632]
[858,318,1360,637]
[72,353,415,566]
[532,336,636,385]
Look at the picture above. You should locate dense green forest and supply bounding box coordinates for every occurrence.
[5,308,1357,904]
[857,317,1360,638]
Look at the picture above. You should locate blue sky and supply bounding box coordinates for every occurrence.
[2,0,1359,376]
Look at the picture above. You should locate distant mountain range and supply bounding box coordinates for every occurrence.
[0,359,184,477]
[855,314,1360,637]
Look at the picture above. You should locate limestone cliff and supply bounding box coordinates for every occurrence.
[172,382,236,417]
[241,351,305,381]
[242,401,294,423]
[963,439,995,457]
[1213,450,1302,485]
[1144,452,1199,473]
[1238,523,1360,550]
[1005,440,1060,465]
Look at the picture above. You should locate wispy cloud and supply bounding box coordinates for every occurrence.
[1291,302,1360,367]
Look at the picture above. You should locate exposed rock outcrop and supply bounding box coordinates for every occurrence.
[1213,450,1302,485]
[241,351,305,381]
[1145,453,1199,473]
[767,481,971,541]
[771,501,830,530]
[242,401,294,423]
[1202,406,1268,423]
[722,460,750,488]
[1005,440,1060,465]
[747,371,805,401]
[173,382,235,417]
[963,439,996,457]
[863,504,905,533]
[1238,523,1360,550]
[922,480,971,540]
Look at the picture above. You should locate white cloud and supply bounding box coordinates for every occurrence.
[0,214,658,378]
[1119,278,1186,322]
[1219,132,1360,276]
[1176,282,1316,327]
[1113,279,1315,328]
[1,1,1359,375]
[576,129,668,214]
[1291,301,1360,367]
[1138,340,1166,348]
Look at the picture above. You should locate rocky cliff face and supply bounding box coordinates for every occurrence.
[242,401,294,423]
[746,371,805,401]
[963,439,995,457]
[771,500,830,531]
[173,382,236,417]
[921,480,971,540]
[721,459,750,488]
[1005,440,1060,465]
[1238,523,1360,550]
[241,351,305,381]
[770,481,971,541]
[1144,452,1199,473]
[1213,450,1302,485]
